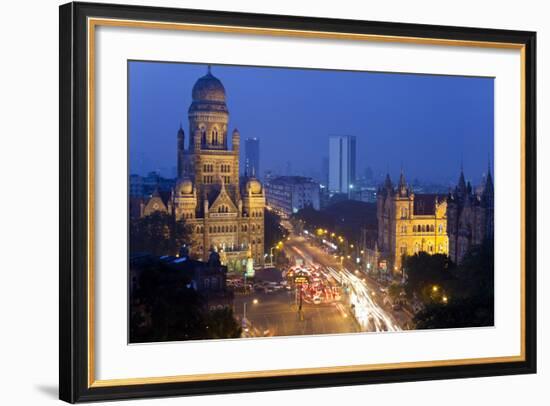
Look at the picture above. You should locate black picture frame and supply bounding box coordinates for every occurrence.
[60,1,537,403]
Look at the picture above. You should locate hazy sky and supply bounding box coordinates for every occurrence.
[129,61,494,185]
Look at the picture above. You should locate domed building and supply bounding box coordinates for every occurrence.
[145,66,266,270]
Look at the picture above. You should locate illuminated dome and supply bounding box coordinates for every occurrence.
[191,67,226,103]
[177,179,194,195]
[247,178,262,194]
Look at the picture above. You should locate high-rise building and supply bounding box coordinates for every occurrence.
[321,156,329,187]
[244,137,260,177]
[328,135,357,195]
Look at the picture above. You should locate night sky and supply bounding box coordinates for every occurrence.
[129,61,494,185]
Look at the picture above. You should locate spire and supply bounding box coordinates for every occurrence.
[398,168,408,196]
[398,168,406,189]
[384,172,393,190]
[482,159,494,205]
[457,164,467,197]
[207,64,212,75]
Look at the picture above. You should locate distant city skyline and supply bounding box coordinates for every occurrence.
[129,62,494,185]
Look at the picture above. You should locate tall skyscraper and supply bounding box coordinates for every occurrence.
[245,137,260,177]
[328,135,357,195]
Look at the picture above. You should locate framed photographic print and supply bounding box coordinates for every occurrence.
[59,2,537,403]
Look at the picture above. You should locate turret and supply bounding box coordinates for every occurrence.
[482,165,494,206]
[397,169,408,197]
[456,167,467,198]
[177,124,185,177]
[232,128,240,153]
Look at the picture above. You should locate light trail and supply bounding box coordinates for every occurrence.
[288,241,402,333]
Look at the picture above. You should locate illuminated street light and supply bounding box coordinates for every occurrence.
[432,285,439,293]
[253,298,259,304]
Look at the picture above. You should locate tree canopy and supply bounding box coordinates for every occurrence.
[411,239,494,329]
[129,211,190,256]
[130,262,241,342]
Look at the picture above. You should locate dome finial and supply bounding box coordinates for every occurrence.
[207,64,212,74]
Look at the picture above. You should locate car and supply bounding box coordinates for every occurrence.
[313,296,322,305]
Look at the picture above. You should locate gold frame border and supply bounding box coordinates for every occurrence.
[87,17,527,388]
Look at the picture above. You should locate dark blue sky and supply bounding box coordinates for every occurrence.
[129,61,493,185]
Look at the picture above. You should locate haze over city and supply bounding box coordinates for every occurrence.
[129,61,494,185]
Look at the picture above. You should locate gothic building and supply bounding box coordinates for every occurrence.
[141,67,265,269]
[376,171,448,274]
[447,167,494,264]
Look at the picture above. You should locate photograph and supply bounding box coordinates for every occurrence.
[128,61,495,343]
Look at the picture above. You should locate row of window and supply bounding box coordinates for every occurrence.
[204,224,263,234]
[217,205,230,213]
[209,225,238,234]
[250,210,263,218]
[400,242,446,255]
[399,224,445,234]
[199,128,224,145]
[202,163,232,173]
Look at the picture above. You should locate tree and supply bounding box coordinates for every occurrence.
[204,308,242,339]
[412,239,494,329]
[130,262,242,342]
[403,252,453,304]
[129,211,190,256]
[130,264,207,342]
[264,209,287,255]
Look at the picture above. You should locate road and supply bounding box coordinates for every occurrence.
[284,235,410,332]
[233,290,359,338]
[232,233,410,338]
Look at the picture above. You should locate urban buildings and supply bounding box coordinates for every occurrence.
[129,171,176,197]
[376,170,449,274]
[265,176,320,218]
[244,137,260,177]
[447,167,494,264]
[140,67,265,269]
[328,135,357,195]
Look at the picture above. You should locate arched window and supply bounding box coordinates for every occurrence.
[438,224,444,234]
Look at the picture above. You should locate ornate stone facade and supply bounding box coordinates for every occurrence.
[377,171,448,274]
[447,168,494,264]
[142,67,265,269]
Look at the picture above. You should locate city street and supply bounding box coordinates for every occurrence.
[233,233,410,338]
[285,235,410,332]
[233,290,359,338]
